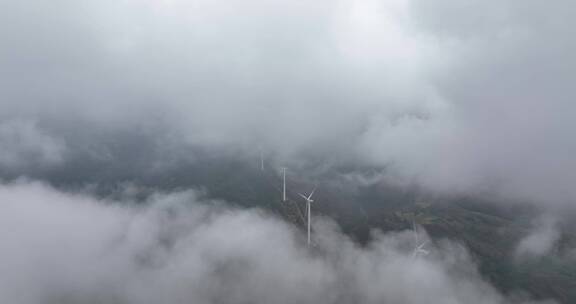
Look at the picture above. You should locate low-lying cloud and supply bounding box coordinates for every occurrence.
[0,181,555,304]
[515,216,561,261]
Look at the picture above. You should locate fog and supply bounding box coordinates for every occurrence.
[0,181,555,304]
[515,216,561,261]
[1,1,575,302]
[1,0,575,207]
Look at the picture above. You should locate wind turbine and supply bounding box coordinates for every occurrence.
[298,187,316,246]
[282,167,287,202]
[413,241,429,259]
[411,218,429,259]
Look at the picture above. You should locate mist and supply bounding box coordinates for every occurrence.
[515,216,561,261]
[1,0,574,207]
[0,181,556,304]
[1,1,575,302]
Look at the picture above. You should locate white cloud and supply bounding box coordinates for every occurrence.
[515,216,561,260]
[0,181,556,304]
[0,0,575,207]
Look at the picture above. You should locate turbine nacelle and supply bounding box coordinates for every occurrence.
[411,227,430,259]
[412,241,429,258]
[298,187,316,203]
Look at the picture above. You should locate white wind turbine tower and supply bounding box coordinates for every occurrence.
[299,187,316,246]
[411,218,429,259]
[282,167,287,202]
[260,150,264,171]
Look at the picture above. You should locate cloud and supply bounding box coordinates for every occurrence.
[409,0,576,205]
[0,119,66,170]
[515,216,561,260]
[0,0,575,208]
[0,181,556,304]
[0,0,443,158]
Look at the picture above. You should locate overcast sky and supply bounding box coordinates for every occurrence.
[1,0,575,206]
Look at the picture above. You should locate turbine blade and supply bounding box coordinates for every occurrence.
[298,193,308,200]
[307,187,316,200]
[417,241,428,250]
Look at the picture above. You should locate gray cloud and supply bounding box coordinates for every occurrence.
[515,216,561,260]
[0,0,575,207]
[0,119,66,170]
[0,181,556,304]
[409,0,576,204]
